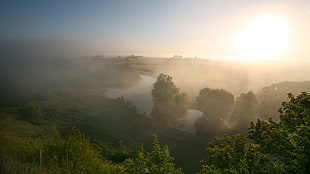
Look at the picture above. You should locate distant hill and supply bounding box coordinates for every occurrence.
[257,81,310,120]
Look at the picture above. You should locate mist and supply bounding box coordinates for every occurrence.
[105,74,155,116]
[148,58,310,97]
[1,43,309,174]
[0,42,141,105]
[2,0,310,173]
[1,43,309,133]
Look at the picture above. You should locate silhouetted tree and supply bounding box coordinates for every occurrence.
[197,88,234,119]
[151,74,187,127]
[194,88,233,136]
[230,91,259,132]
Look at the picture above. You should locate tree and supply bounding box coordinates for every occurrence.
[199,92,310,174]
[199,134,274,174]
[123,134,183,174]
[19,100,42,122]
[248,92,310,173]
[197,88,234,119]
[151,73,188,127]
[230,91,259,132]
[194,88,234,136]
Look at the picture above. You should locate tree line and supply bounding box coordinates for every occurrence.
[151,73,286,136]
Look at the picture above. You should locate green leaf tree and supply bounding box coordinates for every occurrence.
[151,73,188,127]
[199,92,310,174]
[197,88,234,119]
[199,134,276,174]
[124,134,183,174]
[248,92,310,173]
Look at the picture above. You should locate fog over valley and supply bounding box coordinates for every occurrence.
[1,55,309,135]
[1,1,310,173]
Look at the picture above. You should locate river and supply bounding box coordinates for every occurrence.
[105,74,155,116]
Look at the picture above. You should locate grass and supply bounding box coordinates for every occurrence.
[0,90,211,174]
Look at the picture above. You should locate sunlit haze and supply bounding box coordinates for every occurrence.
[1,1,310,173]
[1,0,310,61]
[233,14,291,61]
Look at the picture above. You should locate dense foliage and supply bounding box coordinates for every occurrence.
[151,73,188,127]
[199,134,273,174]
[199,92,310,174]
[197,88,234,119]
[195,88,234,136]
[248,92,310,173]
[230,91,259,132]
[124,134,183,174]
[0,125,183,174]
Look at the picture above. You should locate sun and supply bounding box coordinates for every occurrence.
[233,14,291,61]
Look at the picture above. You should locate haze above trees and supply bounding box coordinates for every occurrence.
[0,56,309,173]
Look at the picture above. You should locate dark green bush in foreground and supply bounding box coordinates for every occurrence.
[199,92,310,174]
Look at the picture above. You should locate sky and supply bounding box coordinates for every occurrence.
[1,0,310,59]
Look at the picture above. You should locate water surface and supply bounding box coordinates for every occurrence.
[105,74,156,116]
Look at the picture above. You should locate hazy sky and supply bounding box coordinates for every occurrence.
[1,0,309,58]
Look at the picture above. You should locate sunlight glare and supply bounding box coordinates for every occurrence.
[233,14,291,60]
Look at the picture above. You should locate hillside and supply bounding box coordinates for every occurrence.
[0,91,211,174]
[257,81,310,120]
